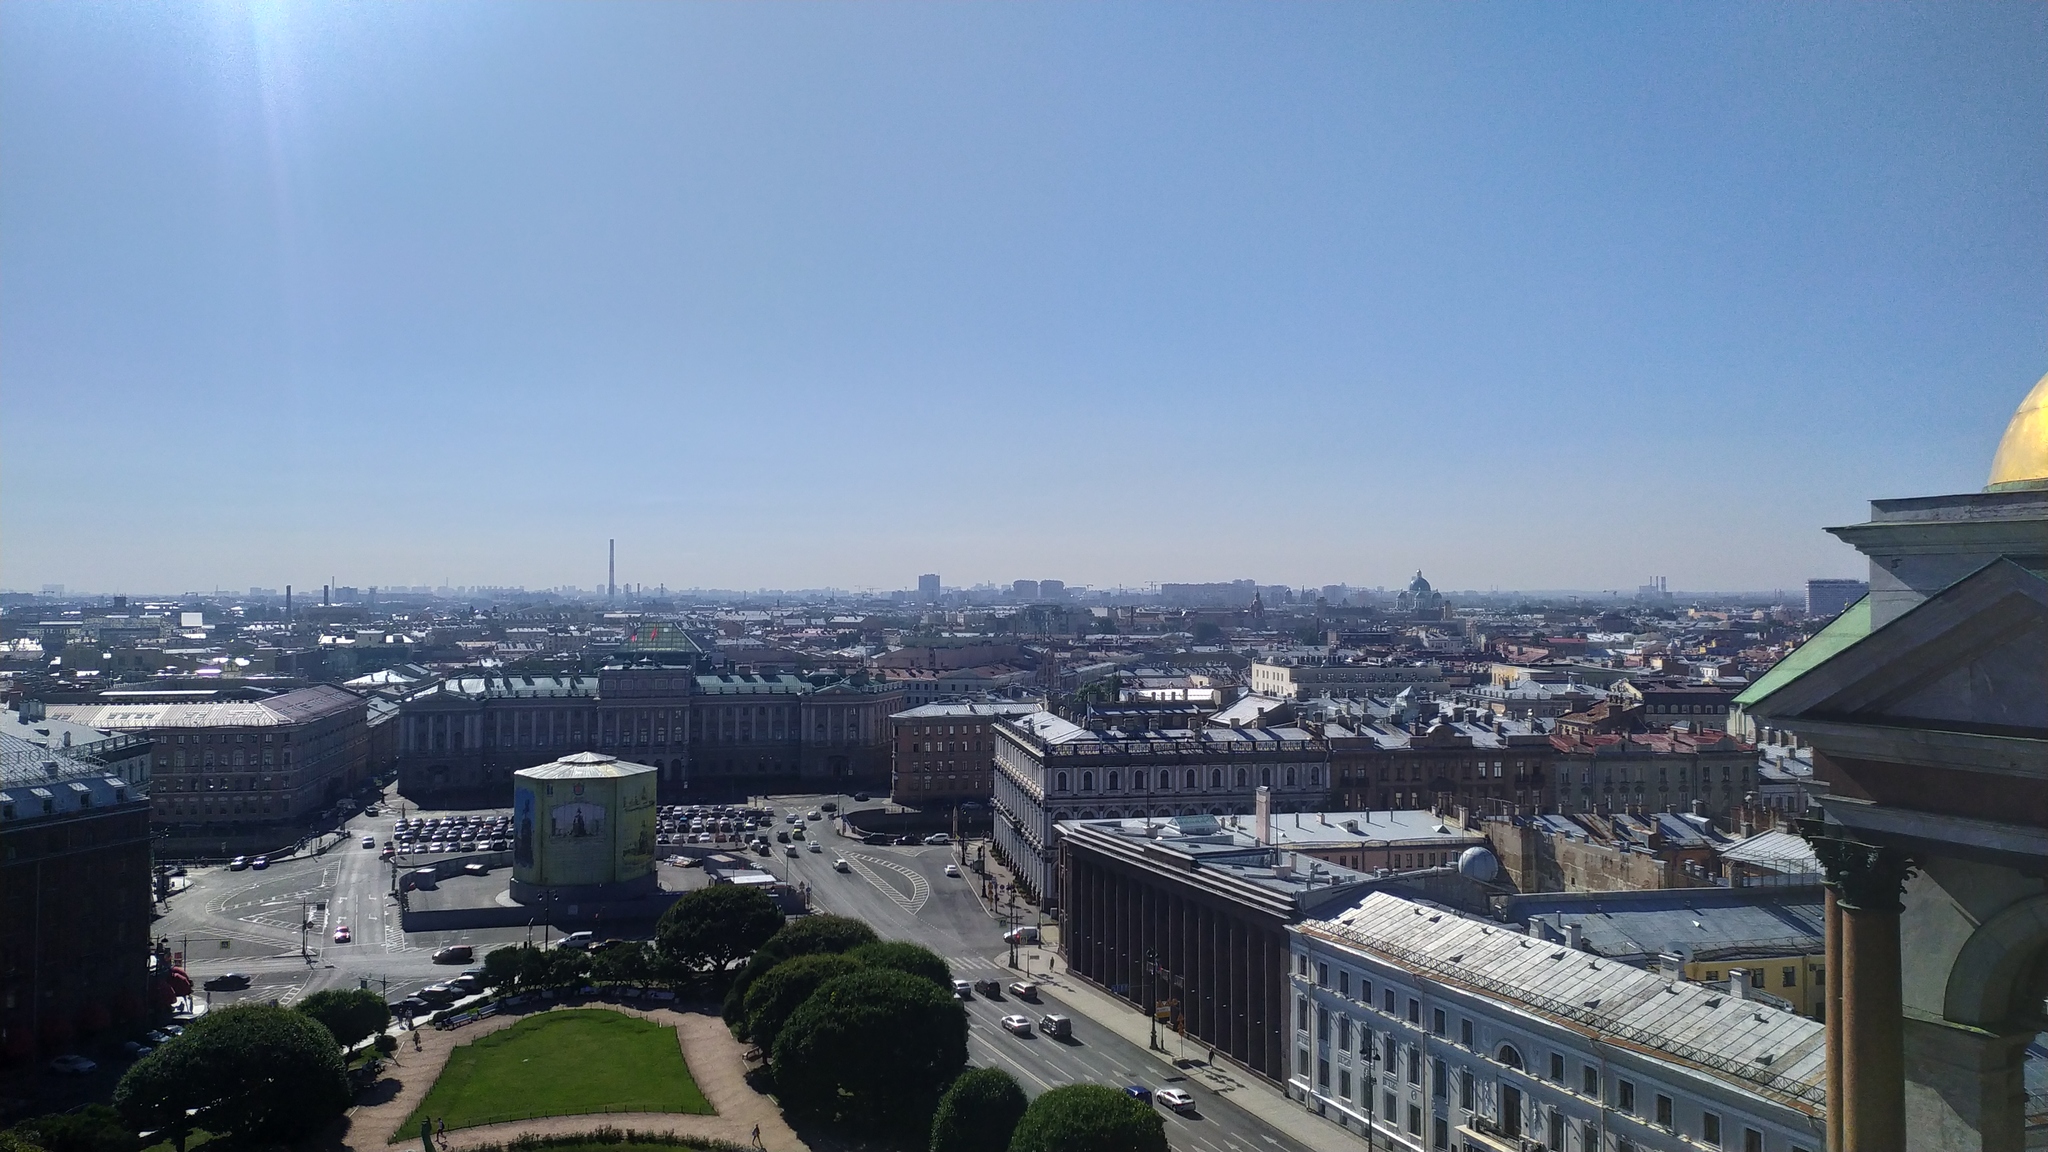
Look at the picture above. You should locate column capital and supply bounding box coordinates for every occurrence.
[1801,819,1916,912]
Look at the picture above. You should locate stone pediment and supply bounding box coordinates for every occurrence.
[1749,559,2046,739]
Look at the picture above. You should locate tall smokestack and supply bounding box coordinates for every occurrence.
[609,539,616,601]
[285,585,291,615]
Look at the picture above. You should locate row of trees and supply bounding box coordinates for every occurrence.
[112,1003,354,1150]
[933,1074,1168,1152]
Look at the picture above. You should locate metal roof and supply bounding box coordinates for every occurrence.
[47,684,362,729]
[515,752,658,780]
[1305,891,1826,1111]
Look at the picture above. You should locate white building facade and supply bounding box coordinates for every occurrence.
[1286,891,1826,1152]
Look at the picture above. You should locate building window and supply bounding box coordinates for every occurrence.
[1298,1048,1309,1075]
[1744,1130,1764,1152]
[1407,1049,1420,1084]
[1433,1115,1448,1150]
[1297,996,1309,1030]
[1460,1018,1474,1048]
[1317,963,1328,987]
[1339,970,1350,996]
[1339,1069,1351,1099]
[1338,1015,1352,1050]
[1782,965,1797,988]
[1703,1111,1722,1147]
[1407,1104,1421,1137]
[1383,988,1395,1013]
[1617,1079,1635,1113]
[1656,1094,1674,1128]
[1550,1053,1565,1081]
[1581,1066,1598,1098]
[1081,771,1094,791]
[1056,771,1068,792]
[1460,1070,1473,1110]
[1431,1058,1446,1098]
[1408,997,1421,1024]
[1549,1110,1565,1151]
[1432,1008,1446,1035]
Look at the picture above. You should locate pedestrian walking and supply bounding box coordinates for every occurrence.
[750,1123,762,1148]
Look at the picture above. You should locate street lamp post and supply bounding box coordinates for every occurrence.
[1146,949,1159,1051]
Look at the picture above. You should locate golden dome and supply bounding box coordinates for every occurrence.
[1986,371,2048,492]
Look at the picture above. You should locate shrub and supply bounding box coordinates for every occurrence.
[847,940,951,990]
[929,1068,1027,1152]
[770,968,966,1135]
[1006,1084,1167,1152]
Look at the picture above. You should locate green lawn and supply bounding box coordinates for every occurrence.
[396,1010,712,1138]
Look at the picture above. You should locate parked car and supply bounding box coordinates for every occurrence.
[923,833,951,845]
[142,1030,172,1045]
[432,945,474,964]
[1155,1088,1196,1113]
[852,792,870,802]
[120,1041,153,1058]
[1000,1014,1033,1036]
[202,973,252,991]
[47,1055,97,1075]
[1008,981,1040,1001]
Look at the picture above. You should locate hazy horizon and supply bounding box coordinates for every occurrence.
[5,3,2042,593]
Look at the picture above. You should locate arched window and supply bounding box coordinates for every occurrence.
[1236,768,1248,787]
[1186,769,1198,790]
[1285,766,1296,786]
[1107,771,1120,792]
[1056,771,1069,792]
[1309,766,1320,787]
[1210,768,1223,789]
[1260,767,1272,787]
[1082,770,1095,792]
[1132,770,1146,791]
[1496,1044,1524,1070]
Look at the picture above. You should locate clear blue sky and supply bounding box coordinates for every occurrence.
[4,3,2042,596]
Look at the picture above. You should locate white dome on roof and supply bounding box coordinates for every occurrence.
[1457,846,1500,883]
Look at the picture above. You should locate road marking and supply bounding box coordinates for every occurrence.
[842,852,929,914]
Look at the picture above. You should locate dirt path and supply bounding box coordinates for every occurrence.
[338,1004,804,1152]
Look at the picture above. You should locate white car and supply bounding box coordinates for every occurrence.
[999,1014,1033,1035]
[951,979,973,999]
[362,836,376,849]
[1155,1088,1196,1112]
[943,863,960,878]
[807,841,823,853]
[833,858,850,873]
[923,833,951,845]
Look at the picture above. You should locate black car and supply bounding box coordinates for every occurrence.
[852,792,870,803]
[202,973,252,992]
[432,945,474,964]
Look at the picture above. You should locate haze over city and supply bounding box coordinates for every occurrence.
[4,3,2044,594]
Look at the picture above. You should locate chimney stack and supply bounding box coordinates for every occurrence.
[609,539,616,601]
[1255,786,1272,846]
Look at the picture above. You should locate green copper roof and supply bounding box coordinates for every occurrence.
[1734,596,1872,708]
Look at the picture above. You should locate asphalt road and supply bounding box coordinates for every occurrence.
[754,792,1316,1152]
[160,788,1314,1152]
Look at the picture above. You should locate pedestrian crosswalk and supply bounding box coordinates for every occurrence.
[945,954,1005,971]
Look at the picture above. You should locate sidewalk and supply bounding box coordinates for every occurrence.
[1002,943,1363,1152]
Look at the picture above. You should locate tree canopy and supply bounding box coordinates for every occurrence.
[114,1004,349,1148]
[770,967,967,1135]
[740,953,863,1051]
[7,1106,136,1152]
[295,987,391,1050]
[724,914,878,1023]
[847,940,951,991]
[1005,1084,1168,1152]
[657,884,785,974]
[929,1068,1028,1152]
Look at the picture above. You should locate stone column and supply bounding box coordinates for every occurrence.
[1824,888,1843,1152]
[1810,830,1915,1152]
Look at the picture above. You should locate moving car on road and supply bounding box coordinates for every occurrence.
[228,855,249,871]
[1155,1088,1196,1113]
[1003,926,1040,945]
[202,973,252,992]
[999,1014,1033,1035]
[951,979,973,999]
[972,979,1002,998]
[832,857,850,872]
[362,836,376,849]
[432,945,474,964]
[1125,1085,1152,1103]
[943,863,960,877]
[1036,1013,1071,1039]
[1007,981,1039,1001]
[807,841,822,853]
[250,856,269,870]
[332,925,352,943]
[923,833,951,845]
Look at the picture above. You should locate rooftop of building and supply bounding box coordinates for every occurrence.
[47,683,363,729]
[1218,808,1490,849]
[1497,884,1826,964]
[1056,815,1383,911]
[999,710,1319,753]
[515,751,659,780]
[1303,890,1826,1111]
[0,733,145,823]
[892,701,1043,720]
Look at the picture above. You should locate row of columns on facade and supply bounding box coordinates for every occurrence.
[1062,851,1286,1079]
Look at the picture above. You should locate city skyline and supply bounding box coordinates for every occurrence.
[4,3,2043,592]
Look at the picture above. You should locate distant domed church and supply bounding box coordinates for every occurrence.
[1395,570,1446,620]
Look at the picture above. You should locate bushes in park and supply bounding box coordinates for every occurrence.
[1005,1084,1168,1152]
[929,1068,1027,1152]
[114,1004,349,1150]
[769,968,967,1137]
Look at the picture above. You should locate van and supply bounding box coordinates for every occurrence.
[972,978,1003,999]
[1037,1013,1072,1039]
[1003,926,1040,945]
